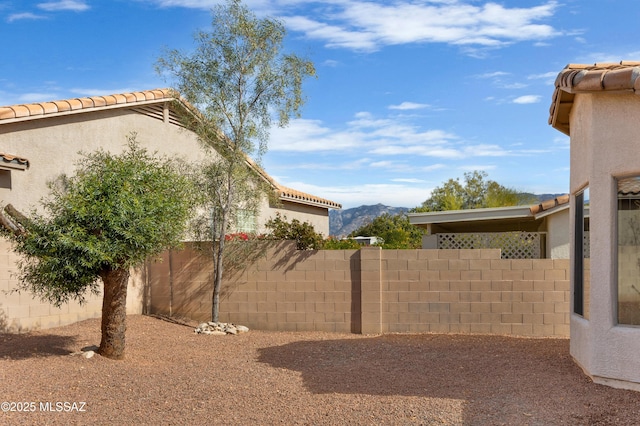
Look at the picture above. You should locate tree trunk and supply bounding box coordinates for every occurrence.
[212,229,225,323]
[98,267,130,360]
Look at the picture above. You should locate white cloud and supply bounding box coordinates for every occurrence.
[391,178,428,183]
[476,71,510,79]
[70,87,139,97]
[388,102,430,110]
[457,164,497,172]
[528,71,557,80]
[143,0,562,52]
[281,181,430,209]
[322,59,340,67]
[500,82,528,89]
[37,0,90,12]
[17,92,59,103]
[285,0,560,52]
[269,110,519,161]
[513,95,541,104]
[7,12,46,22]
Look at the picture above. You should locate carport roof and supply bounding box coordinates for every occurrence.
[408,195,569,227]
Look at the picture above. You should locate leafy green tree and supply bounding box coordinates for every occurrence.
[1,137,194,359]
[349,213,424,249]
[264,213,323,250]
[413,171,536,212]
[322,237,362,250]
[156,0,315,322]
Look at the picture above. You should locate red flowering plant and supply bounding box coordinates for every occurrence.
[223,232,268,242]
[224,232,250,241]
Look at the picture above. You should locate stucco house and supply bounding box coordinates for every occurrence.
[0,89,340,331]
[549,60,640,391]
[408,195,571,259]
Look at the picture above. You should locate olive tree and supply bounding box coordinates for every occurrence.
[156,0,315,322]
[1,136,195,359]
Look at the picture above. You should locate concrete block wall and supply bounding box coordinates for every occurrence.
[379,249,570,336]
[147,244,570,337]
[0,238,145,332]
[148,241,361,333]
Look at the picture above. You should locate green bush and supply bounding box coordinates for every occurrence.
[264,213,323,250]
[322,237,362,250]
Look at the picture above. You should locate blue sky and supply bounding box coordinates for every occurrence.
[1,0,637,208]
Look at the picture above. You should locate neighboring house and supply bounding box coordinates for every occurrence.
[0,89,340,331]
[408,195,571,259]
[549,60,640,391]
[0,89,340,234]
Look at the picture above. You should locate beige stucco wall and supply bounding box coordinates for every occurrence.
[0,238,144,332]
[257,199,331,237]
[569,92,640,391]
[0,107,210,212]
[0,105,333,332]
[547,208,570,259]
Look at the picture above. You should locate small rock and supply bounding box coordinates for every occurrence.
[82,351,95,359]
[194,321,249,335]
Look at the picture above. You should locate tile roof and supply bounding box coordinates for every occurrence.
[0,89,174,124]
[0,89,341,209]
[529,194,569,215]
[618,177,640,195]
[549,61,640,135]
[0,152,29,170]
[277,185,342,209]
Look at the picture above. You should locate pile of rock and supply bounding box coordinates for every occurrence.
[194,322,249,335]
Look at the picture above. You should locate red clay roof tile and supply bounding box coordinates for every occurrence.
[12,105,30,118]
[55,100,71,112]
[0,107,15,119]
[25,104,44,115]
[550,61,640,135]
[529,194,569,215]
[0,152,29,169]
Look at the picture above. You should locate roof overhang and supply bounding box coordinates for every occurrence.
[0,153,29,171]
[408,205,534,226]
[549,61,640,136]
[277,186,342,210]
[0,89,176,125]
[408,195,570,228]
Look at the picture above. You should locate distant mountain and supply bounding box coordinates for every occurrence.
[329,204,409,237]
[532,193,567,202]
[328,194,567,237]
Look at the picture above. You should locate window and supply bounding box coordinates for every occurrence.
[236,209,257,234]
[617,177,640,325]
[574,188,590,318]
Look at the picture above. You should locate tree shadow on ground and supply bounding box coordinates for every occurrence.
[0,332,77,360]
[257,334,640,424]
[258,334,577,398]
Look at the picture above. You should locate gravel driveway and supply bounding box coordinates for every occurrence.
[1,315,639,425]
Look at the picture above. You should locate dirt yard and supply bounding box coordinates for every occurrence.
[1,315,639,425]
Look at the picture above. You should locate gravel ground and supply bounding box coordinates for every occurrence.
[1,315,639,425]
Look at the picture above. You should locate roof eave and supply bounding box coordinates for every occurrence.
[532,203,569,219]
[408,205,533,226]
[279,194,342,210]
[0,162,28,171]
